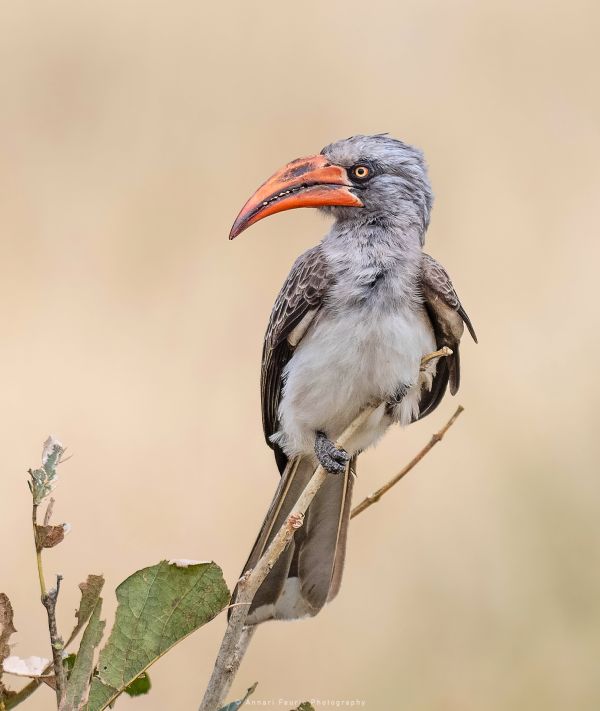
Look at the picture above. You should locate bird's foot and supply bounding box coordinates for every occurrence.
[314,431,349,474]
[390,383,410,405]
[386,383,411,415]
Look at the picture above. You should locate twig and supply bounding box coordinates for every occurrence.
[4,677,41,708]
[227,627,255,686]
[198,404,380,711]
[31,502,66,706]
[32,505,47,599]
[420,345,452,369]
[350,405,464,519]
[29,440,67,708]
[41,577,66,705]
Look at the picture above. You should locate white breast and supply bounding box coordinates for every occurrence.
[271,295,436,459]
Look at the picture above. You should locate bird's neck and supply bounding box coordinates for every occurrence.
[321,219,424,307]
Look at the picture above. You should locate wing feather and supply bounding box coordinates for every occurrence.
[261,245,329,466]
[419,253,476,417]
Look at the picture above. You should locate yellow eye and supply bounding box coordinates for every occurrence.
[352,165,370,180]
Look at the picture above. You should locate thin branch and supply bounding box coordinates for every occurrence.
[30,452,66,707]
[350,405,464,519]
[420,345,452,368]
[32,505,47,600]
[33,504,66,704]
[226,626,255,691]
[41,577,66,706]
[5,678,41,708]
[198,404,380,711]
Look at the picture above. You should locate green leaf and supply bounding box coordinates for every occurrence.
[293,704,315,711]
[66,575,105,647]
[218,682,258,710]
[63,653,77,675]
[62,598,105,710]
[86,560,229,711]
[124,671,151,697]
[28,436,64,504]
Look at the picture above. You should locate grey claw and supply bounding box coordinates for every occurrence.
[390,382,410,405]
[315,431,349,474]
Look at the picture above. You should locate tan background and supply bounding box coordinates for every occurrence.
[1,1,599,709]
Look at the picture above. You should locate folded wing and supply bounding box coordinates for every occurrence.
[261,244,330,472]
[419,253,477,418]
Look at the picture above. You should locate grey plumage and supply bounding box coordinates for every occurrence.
[233,134,476,625]
[320,134,434,240]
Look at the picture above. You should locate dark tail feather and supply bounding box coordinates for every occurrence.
[296,456,355,609]
[326,455,356,602]
[232,455,356,625]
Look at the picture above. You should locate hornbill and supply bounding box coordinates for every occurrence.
[229,134,476,625]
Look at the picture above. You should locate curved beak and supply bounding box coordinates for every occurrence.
[229,154,363,239]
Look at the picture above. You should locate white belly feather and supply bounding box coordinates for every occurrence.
[272,301,436,459]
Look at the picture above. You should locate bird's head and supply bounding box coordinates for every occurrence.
[229,134,433,240]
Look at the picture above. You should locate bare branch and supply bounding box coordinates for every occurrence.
[351,405,464,519]
[40,577,66,706]
[420,345,453,369]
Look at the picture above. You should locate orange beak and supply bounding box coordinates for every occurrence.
[229,154,363,239]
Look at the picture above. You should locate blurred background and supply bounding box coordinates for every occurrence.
[1,1,599,709]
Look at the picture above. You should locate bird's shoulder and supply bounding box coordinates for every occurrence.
[421,252,477,342]
[265,244,329,351]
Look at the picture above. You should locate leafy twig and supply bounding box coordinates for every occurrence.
[5,575,105,709]
[29,437,67,706]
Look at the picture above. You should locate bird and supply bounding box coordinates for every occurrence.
[229,133,477,625]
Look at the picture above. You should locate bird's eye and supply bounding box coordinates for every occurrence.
[351,165,371,181]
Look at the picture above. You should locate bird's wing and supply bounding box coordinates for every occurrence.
[419,252,477,418]
[261,244,329,465]
[422,253,477,343]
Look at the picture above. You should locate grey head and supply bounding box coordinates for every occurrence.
[320,134,433,241]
